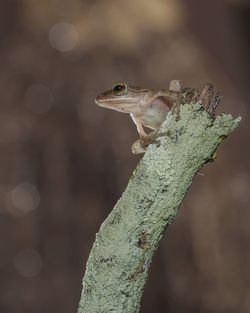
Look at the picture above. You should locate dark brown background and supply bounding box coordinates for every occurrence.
[0,1,249,312]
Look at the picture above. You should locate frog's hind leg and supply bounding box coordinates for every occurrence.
[169,80,182,92]
[158,80,182,110]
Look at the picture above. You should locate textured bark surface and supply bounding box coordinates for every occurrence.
[78,89,240,313]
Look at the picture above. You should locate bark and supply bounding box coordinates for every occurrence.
[78,85,241,313]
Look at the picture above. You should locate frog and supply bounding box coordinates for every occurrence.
[95,80,182,154]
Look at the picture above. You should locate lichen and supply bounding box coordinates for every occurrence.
[78,101,240,313]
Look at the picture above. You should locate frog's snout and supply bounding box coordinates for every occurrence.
[95,94,103,106]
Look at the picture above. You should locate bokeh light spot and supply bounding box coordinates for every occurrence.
[49,22,78,52]
[14,249,42,277]
[8,182,40,216]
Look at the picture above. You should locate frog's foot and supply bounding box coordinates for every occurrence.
[131,139,146,155]
[131,131,160,155]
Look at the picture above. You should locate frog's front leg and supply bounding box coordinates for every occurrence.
[130,115,159,154]
[130,114,147,138]
[130,81,183,154]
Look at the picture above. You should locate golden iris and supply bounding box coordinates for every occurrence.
[113,82,127,96]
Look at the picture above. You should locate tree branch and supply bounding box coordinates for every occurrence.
[78,84,241,313]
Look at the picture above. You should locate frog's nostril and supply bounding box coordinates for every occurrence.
[95,94,104,106]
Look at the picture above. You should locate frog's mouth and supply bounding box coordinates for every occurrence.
[95,96,141,114]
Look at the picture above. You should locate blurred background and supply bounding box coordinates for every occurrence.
[0,0,249,312]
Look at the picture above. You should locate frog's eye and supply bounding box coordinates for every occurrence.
[113,82,127,96]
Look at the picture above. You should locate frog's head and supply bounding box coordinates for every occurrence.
[95,82,148,114]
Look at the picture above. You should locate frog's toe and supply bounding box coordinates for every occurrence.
[131,140,146,155]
